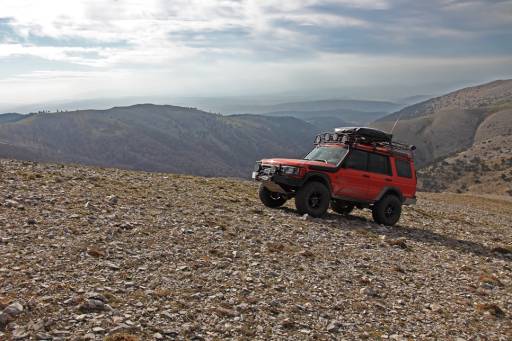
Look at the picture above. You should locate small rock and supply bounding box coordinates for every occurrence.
[359,287,378,297]
[430,303,442,312]
[78,299,106,313]
[92,327,105,333]
[35,332,53,340]
[281,318,295,329]
[214,307,238,318]
[12,327,29,339]
[86,292,108,303]
[106,195,118,204]
[153,332,163,339]
[105,262,120,270]
[4,302,24,316]
[0,312,13,327]
[326,320,341,332]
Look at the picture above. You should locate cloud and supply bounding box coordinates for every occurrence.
[0,0,510,105]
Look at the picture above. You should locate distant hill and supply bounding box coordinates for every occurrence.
[0,104,322,177]
[260,109,386,125]
[372,79,512,195]
[372,80,512,166]
[246,99,401,114]
[0,113,28,124]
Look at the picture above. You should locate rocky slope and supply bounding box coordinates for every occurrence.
[372,79,512,167]
[419,134,512,195]
[1,159,511,340]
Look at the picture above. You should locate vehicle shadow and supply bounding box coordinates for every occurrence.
[278,207,511,261]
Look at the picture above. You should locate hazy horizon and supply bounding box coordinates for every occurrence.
[1,0,511,110]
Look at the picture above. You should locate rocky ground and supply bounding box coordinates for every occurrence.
[0,159,511,340]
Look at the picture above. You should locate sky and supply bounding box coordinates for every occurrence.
[0,0,511,109]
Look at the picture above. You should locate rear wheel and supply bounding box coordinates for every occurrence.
[258,184,287,208]
[331,200,354,215]
[295,181,330,217]
[372,195,402,226]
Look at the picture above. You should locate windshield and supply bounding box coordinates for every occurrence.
[304,146,348,165]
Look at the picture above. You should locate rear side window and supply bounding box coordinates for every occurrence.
[344,149,367,171]
[368,153,391,175]
[395,159,412,178]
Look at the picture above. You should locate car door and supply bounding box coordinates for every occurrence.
[334,149,372,200]
[366,152,393,200]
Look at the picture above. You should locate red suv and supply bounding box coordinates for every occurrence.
[253,127,417,226]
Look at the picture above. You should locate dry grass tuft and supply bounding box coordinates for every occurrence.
[475,303,506,318]
[87,247,106,258]
[479,274,503,287]
[491,246,512,255]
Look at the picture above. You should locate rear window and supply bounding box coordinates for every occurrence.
[368,153,391,175]
[395,158,412,178]
[344,149,367,171]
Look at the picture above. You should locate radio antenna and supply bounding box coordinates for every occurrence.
[390,112,403,135]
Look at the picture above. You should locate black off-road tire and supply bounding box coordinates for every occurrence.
[372,195,402,226]
[258,184,287,208]
[331,200,355,215]
[295,181,330,218]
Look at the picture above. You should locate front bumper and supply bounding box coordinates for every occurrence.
[252,164,304,194]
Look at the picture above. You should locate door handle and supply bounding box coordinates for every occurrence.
[385,178,392,182]
[362,174,370,178]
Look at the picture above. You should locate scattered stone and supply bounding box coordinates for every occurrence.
[78,299,106,313]
[0,159,510,339]
[4,302,23,316]
[35,332,53,340]
[107,195,119,204]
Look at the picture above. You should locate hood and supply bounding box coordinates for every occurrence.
[260,158,336,169]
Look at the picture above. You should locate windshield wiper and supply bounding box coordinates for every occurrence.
[313,159,328,163]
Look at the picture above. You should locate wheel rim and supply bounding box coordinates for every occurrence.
[309,191,323,208]
[270,193,282,201]
[384,204,395,218]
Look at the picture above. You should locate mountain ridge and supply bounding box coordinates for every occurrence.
[0,104,320,177]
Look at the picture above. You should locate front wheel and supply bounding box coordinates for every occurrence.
[331,200,354,215]
[259,184,287,208]
[295,181,330,218]
[372,195,402,226]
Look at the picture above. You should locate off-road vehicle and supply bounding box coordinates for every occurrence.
[252,127,417,226]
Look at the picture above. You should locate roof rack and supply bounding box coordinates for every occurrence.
[314,127,416,157]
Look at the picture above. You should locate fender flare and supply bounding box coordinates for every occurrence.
[303,172,333,193]
[375,186,404,203]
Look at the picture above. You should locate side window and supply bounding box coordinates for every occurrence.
[395,159,412,178]
[344,149,368,171]
[368,153,391,175]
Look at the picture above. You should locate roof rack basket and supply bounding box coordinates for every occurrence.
[314,127,416,157]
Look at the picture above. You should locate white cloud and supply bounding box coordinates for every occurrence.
[0,0,510,106]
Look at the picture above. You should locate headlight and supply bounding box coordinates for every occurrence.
[281,166,301,176]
